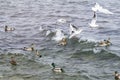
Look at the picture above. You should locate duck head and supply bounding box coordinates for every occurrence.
[5,25,8,31]
[51,63,55,68]
[115,71,118,75]
[10,56,17,65]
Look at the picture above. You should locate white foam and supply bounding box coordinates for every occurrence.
[46,30,51,36]
[52,29,66,42]
[57,18,67,23]
[39,26,44,31]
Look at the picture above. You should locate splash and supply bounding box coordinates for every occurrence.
[52,29,66,42]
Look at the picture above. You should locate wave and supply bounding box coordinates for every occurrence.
[70,47,120,61]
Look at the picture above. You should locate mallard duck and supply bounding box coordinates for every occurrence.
[23,47,34,51]
[51,63,64,73]
[98,41,108,47]
[5,25,15,32]
[105,38,111,44]
[114,71,120,80]
[35,50,42,57]
[59,38,67,46]
[98,38,111,47]
[23,44,34,51]
[9,57,17,65]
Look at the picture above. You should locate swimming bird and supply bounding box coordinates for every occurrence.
[23,43,35,51]
[9,56,17,65]
[89,12,99,28]
[98,38,111,47]
[58,38,67,46]
[69,24,83,39]
[5,25,15,32]
[51,63,64,73]
[92,3,113,14]
[35,50,42,57]
[114,71,120,80]
[98,41,108,47]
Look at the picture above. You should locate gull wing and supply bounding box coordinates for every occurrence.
[69,24,78,34]
[98,7,113,14]
[92,3,113,14]
[69,28,83,39]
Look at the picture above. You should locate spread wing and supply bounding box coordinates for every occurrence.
[69,24,78,35]
[92,3,113,14]
[98,7,113,14]
[69,28,83,39]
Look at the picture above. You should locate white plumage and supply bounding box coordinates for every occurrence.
[69,24,83,39]
[92,3,113,14]
[89,12,99,28]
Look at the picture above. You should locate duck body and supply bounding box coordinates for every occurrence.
[5,26,15,32]
[98,42,111,47]
[35,50,42,57]
[58,38,67,46]
[98,38,111,47]
[23,44,35,51]
[10,57,17,65]
[52,67,64,73]
[23,47,34,51]
[51,63,64,73]
[115,71,120,80]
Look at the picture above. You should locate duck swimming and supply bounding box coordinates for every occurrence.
[9,56,17,65]
[51,63,64,73]
[5,25,15,32]
[23,43,35,51]
[35,50,42,57]
[114,71,120,80]
[98,38,111,47]
[58,38,67,46]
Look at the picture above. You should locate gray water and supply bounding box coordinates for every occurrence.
[0,0,120,80]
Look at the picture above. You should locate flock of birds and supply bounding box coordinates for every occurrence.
[43,3,113,47]
[2,2,120,80]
